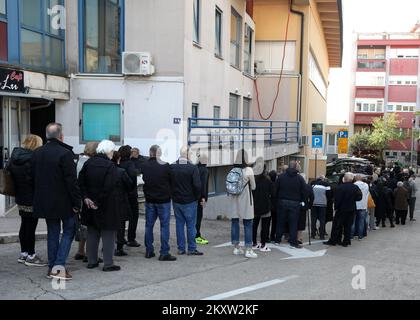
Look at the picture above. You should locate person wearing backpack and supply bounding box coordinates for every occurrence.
[226,150,257,258]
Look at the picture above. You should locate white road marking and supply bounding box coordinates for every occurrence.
[202,276,299,300]
[214,242,327,259]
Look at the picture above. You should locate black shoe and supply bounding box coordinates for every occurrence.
[159,254,177,261]
[187,250,204,256]
[342,243,348,248]
[145,252,156,259]
[115,249,128,257]
[83,257,88,263]
[290,244,303,249]
[311,235,317,240]
[87,263,99,269]
[382,223,386,228]
[127,241,141,247]
[74,253,85,261]
[103,265,121,272]
[298,240,303,245]
[391,224,395,228]
[323,241,336,246]
[178,250,186,255]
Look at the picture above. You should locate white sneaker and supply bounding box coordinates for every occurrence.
[245,249,258,259]
[260,245,272,252]
[233,247,244,256]
[252,243,261,250]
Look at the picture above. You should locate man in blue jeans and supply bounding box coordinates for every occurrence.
[32,124,81,281]
[142,145,176,261]
[170,147,203,256]
[352,175,370,240]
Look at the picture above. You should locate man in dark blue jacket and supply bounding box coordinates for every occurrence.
[170,147,202,256]
[33,123,81,281]
[142,145,176,261]
[275,161,307,249]
[324,172,363,247]
[195,153,209,245]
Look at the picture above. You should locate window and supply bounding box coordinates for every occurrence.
[377,101,383,112]
[403,105,409,112]
[0,0,5,15]
[309,51,327,98]
[0,0,7,61]
[20,0,65,71]
[357,61,385,70]
[385,152,390,156]
[229,94,239,126]
[396,105,402,111]
[255,41,296,73]
[193,0,200,44]
[243,98,251,127]
[243,24,253,75]
[410,106,415,112]
[356,102,362,112]
[393,152,398,156]
[81,102,122,143]
[363,103,369,112]
[328,134,336,146]
[230,8,242,68]
[215,7,222,57]
[192,103,199,125]
[213,106,221,126]
[369,104,376,112]
[387,105,394,112]
[82,0,123,74]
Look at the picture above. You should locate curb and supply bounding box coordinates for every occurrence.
[0,232,48,245]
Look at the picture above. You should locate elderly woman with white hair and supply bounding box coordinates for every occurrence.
[78,140,121,272]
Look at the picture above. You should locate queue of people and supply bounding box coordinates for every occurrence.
[6,124,418,280]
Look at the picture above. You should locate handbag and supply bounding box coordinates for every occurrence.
[367,193,376,209]
[0,167,15,196]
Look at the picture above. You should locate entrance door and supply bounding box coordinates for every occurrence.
[2,98,30,210]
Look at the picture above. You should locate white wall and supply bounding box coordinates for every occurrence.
[56,76,185,163]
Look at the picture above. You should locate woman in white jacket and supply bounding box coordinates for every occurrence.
[228,150,257,258]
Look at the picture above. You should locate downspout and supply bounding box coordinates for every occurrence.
[290,0,305,123]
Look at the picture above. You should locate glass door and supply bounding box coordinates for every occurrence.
[2,98,30,211]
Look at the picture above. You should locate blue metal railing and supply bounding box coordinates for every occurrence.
[188,118,300,148]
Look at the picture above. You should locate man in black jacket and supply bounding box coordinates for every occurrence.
[275,161,307,249]
[170,147,202,256]
[195,153,209,245]
[324,172,363,247]
[142,145,176,261]
[33,123,81,281]
[131,148,148,174]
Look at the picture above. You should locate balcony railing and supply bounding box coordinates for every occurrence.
[187,118,300,149]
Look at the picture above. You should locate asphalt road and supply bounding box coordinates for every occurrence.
[1,202,420,300]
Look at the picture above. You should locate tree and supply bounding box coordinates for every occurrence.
[349,129,371,156]
[369,113,403,160]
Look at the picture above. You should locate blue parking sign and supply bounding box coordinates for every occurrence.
[312,136,323,149]
[338,130,348,139]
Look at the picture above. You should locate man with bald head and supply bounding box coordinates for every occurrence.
[324,172,362,247]
[170,147,203,256]
[33,123,81,280]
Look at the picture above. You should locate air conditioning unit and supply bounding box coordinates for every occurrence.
[122,52,155,76]
[255,60,265,74]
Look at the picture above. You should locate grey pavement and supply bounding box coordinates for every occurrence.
[1,211,420,300]
[1,179,420,300]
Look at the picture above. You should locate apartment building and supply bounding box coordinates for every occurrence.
[350,32,420,165]
[252,0,343,178]
[0,0,342,218]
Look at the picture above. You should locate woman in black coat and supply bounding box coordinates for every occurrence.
[268,170,278,242]
[79,140,121,272]
[252,170,274,252]
[119,145,141,247]
[112,151,134,257]
[374,178,395,228]
[9,135,46,267]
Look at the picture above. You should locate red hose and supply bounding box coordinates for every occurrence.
[255,1,292,120]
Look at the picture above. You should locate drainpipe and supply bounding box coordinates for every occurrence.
[290,0,304,123]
